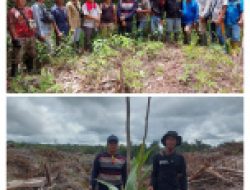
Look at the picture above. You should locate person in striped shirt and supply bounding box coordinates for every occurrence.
[117,0,138,34]
[90,135,127,190]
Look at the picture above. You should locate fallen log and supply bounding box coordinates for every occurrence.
[7,163,55,190]
[7,177,46,189]
[44,163,51,186]
[216,167,243,174]
[189,177,215,184]
[188,163,210,182]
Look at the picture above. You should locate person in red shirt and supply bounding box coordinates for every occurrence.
[8,0,37,77]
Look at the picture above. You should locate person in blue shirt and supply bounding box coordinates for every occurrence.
[181,0,199,44]
[51,0,70,46]
[225,0,243,49]
[32,0,62,54]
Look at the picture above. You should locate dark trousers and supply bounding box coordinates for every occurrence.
[210,22,217,43]
[55,35,61,46]
[84,26,95,52]
[11,38,36,77]
[118,21,133,35]
[181,24,191,45]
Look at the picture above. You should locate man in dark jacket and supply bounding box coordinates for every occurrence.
[148,131,188,190]
[165,0,182,43]
[89,135,127,190]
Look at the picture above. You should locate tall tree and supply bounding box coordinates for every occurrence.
[142,97,151,147]
[126,97,131,174]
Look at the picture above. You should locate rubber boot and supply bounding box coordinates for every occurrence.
[26,57,34,74]
[166,32,171,43]
[75,41,81,54]
[202,33,208,46]
[183,32,188,45]
[197,33,202,45]
[174,33,179,43]
[76,41,80,49]
[231,41,240,49]
[231,41,240,56]
[11,64,17,77]
[186,33,191,45]
[225,39,232,54]
[210,22,216,43]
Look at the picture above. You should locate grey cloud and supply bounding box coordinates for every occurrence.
[7,97,243,146]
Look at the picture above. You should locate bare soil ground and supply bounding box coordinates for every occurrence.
[7,142,243,190]
[7,42,243,93]
[7,148,94,189]
[51,45,243,93]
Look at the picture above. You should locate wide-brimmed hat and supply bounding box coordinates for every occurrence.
[161,131,182,146]
[107,135,119,144]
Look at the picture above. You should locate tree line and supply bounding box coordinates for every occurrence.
[7,139,211,154]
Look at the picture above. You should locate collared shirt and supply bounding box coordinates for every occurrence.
[82,3,102,28]
[117,0,138,21]
[8,7,36,38]
[165,0,182,18]
[197,0,207,15]
[91,152,127,190]
[182,0,199,25]
[212,0,228,22]
[225,0,243,25]
[137,0,151,21]
[101,3,115,23]
[150,151,187,190]
[51,4,69,35]
[200,0,227,21]
[66,1,82,30]
[32,2,52,37]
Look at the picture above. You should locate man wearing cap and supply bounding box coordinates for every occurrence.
[148,131,187,190]
[90,135,127,190]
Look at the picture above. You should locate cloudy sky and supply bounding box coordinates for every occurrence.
[7,97,243,146]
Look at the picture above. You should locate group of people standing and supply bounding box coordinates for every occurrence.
[8,0,243,77]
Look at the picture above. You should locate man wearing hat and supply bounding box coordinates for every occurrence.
[148,131,187,190]
[90,135,127,190]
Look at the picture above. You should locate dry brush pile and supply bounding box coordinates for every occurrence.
[7,147,94,190]
[186,142,243,190]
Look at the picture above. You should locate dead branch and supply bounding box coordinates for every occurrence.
[205,167,234,185]
[188,163,211,182]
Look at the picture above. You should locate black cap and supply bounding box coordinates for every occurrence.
[161,131,182,146]
[107,135,119,144]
